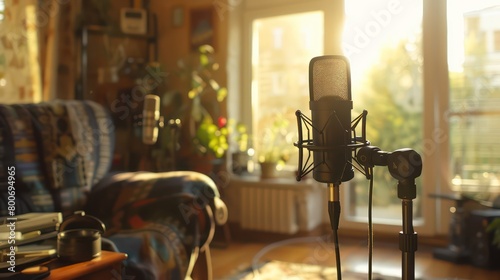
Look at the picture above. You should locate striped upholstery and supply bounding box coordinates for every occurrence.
[83,101,114,186]
[0,105,54,212]
[22,100,114,213]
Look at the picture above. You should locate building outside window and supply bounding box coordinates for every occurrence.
[449,3,500,197]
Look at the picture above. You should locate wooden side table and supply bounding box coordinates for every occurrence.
[47,251,127,280]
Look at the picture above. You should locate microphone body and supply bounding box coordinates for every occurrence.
[309,55,354,184]
[142,94,160,145]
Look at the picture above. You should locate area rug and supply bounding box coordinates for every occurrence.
[224,260,400,280]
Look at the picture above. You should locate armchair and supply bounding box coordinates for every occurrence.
[0,100,227,279]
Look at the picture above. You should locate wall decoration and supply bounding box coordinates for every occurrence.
[189,7,215,51]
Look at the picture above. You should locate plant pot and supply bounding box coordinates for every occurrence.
[260,162,278,179]
[232,152,249,175]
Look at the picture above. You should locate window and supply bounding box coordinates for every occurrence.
[251,11,324,168]
[0,0,4,22]
[236,0,428,233]
[233,0,344,174]
[233,0,500,235]
[448,2,500,196]
[343,0,424,224]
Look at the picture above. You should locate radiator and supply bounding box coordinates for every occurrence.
[240,181,304,234]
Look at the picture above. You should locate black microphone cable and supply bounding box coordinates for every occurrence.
[333,223,342,280]
[367,167,374,280]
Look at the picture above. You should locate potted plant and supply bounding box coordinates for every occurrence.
[163,45,232,172]
[257,114,292,178]
[227,120,250,174]
[194,117,248,158]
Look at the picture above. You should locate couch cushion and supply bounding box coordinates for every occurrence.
[65,100,114,187]
[108,222,191,280]
[0,105,55,214]
[23,100,114,213]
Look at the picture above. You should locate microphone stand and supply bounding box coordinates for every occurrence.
[398,179,418,280]
[356,146,422,280]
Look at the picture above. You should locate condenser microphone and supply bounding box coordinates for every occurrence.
[309,55,354,184]
[142,94,160,145]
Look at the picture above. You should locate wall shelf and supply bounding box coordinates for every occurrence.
[76,13,158,100]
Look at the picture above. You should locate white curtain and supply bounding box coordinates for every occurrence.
[0,0,80,104]
[0,0,40,103]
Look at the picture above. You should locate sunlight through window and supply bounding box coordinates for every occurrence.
[251,11,324,171]
[343,0,423,223]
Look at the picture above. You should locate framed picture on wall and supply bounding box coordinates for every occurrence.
[189,6,215,51]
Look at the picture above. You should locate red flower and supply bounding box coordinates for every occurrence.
[217,116,227,128]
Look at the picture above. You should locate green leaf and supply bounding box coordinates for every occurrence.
[188,89,197,99]
[486,218,500,232]
[200,54,209,67]
[199,44,214,54]
[487,218,500,249]
[220,127,229,136]
[217,87,228,102]
[236,123,247,133]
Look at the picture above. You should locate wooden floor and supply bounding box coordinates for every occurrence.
[210,235,500,280]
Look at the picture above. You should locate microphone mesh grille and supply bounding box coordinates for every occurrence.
[311,57,349,101]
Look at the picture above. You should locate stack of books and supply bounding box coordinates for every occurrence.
[0,212,62,271]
